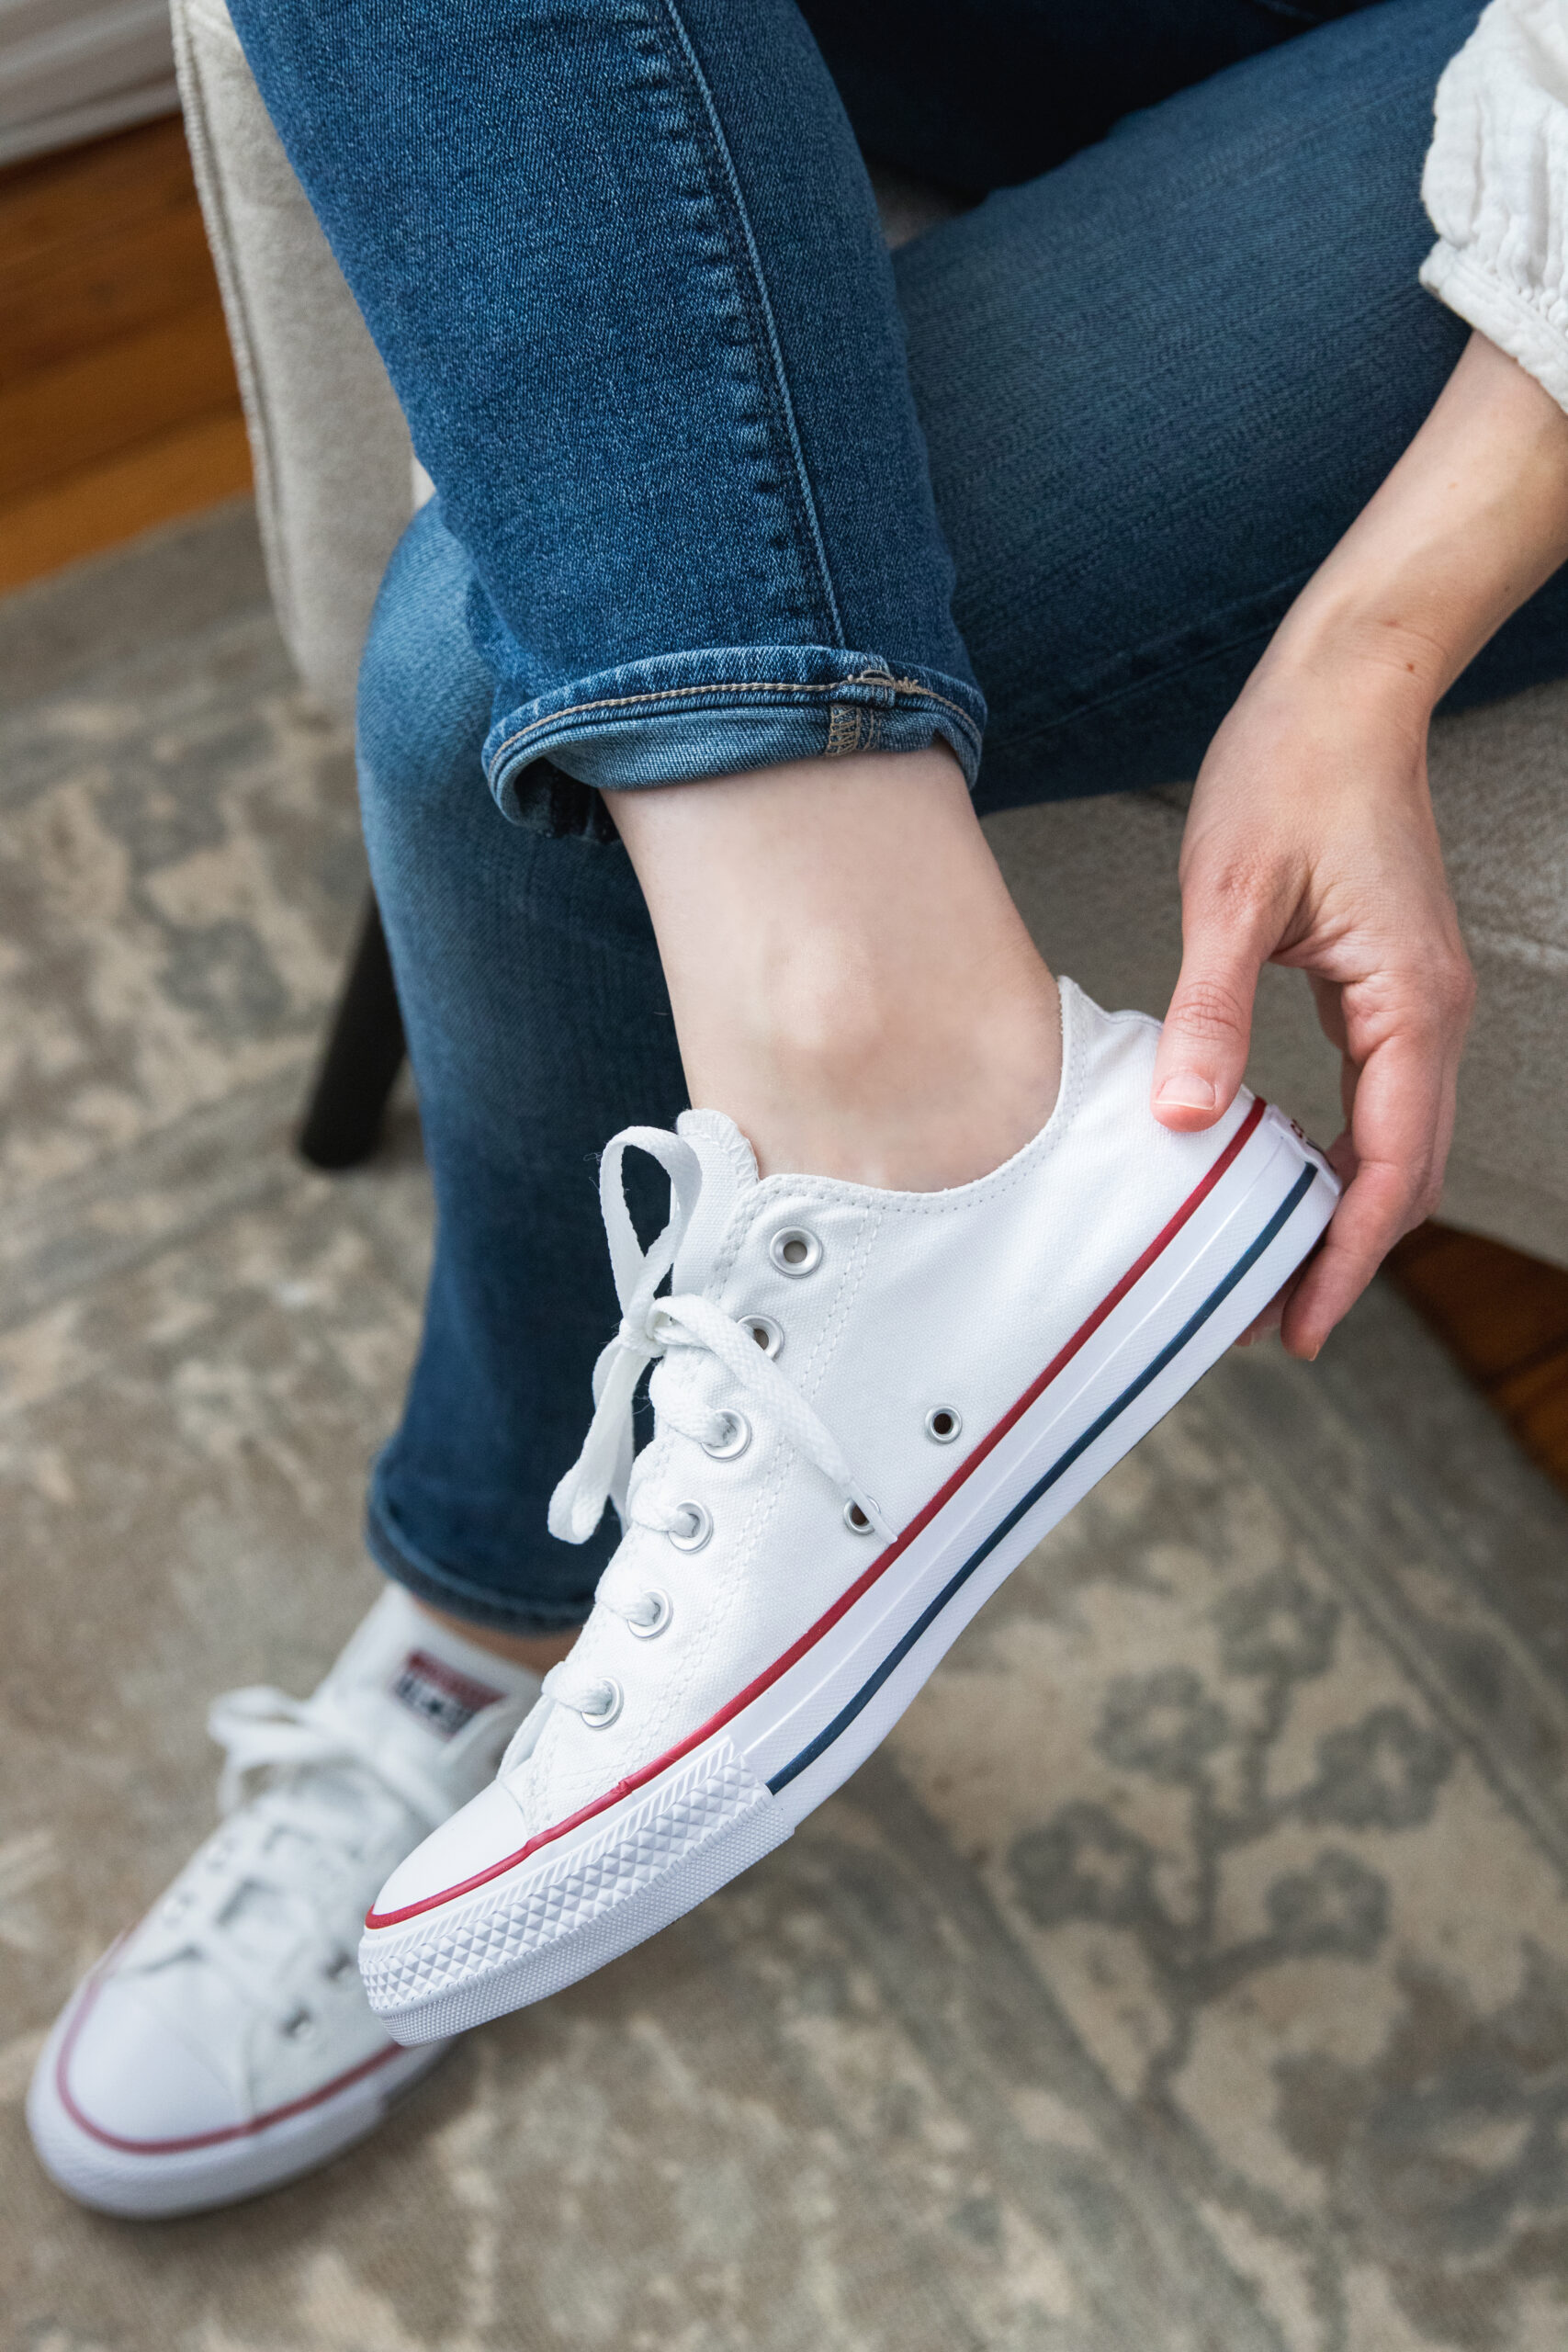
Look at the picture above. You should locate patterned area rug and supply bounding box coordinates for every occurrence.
[4,509,1568,2352]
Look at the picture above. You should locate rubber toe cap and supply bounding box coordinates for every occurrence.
[40,1969,245,2152]
[367,1778,529,1926]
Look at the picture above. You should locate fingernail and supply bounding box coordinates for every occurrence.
[1156,1072,1217,1111]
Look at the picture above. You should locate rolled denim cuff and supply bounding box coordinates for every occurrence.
[483,644,987,820]
[366,1454,602,1637]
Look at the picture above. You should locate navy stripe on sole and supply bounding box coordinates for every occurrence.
[767,1165,1319,1796]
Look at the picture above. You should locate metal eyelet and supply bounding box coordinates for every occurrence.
[703,1409,751,1460]
[769,1226,822,1277]
[627,1589,672,1639]
[843,1500,874,1535]
[580,1679,624,1728]
[924,1406,963,1444]
[744,1315,783,1357]
[668,1501,713,1552]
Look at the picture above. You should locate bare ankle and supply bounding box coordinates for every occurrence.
[734,957,1060,1188]
[606,747,1062,1191]
[414,1599,576,1677]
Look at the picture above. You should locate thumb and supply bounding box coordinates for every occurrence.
[1152,901,1268,1133]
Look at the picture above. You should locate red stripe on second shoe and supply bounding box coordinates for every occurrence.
[55,1955,409,2154]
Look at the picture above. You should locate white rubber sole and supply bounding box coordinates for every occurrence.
[362,1107,1334,2044]
[26,1976,446,2218]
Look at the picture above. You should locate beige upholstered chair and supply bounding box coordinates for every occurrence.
[173,0,1568,1267]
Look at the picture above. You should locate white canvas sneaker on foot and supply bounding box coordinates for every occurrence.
[360,982,1337,2045]
[28,1587,538,2216]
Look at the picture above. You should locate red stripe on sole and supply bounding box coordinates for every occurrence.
[366,1099,1268,1932]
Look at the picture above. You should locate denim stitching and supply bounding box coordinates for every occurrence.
[487,673,979,774]
[827,703,883,756]
[650,1,846,649]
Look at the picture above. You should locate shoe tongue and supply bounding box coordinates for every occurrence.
[316,1586,531,1758]
[672,1109,759,1290]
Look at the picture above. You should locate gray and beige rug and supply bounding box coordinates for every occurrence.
[4,507,1568,2352]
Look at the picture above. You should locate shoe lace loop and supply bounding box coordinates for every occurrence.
[208,1685,453,1834]
[124,1687,456,2042]
[547,1126,891,1547]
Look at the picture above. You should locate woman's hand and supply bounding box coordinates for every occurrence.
[1153,652,1471,1359]
[1150,331,1568,1359]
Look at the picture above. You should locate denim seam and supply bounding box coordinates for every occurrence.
[650,0,846,648]
[487,670,980,771]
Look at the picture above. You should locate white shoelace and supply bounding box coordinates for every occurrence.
[547,1125,891,1555]
[132,1687,455,2038]
[209,1685,456,1829]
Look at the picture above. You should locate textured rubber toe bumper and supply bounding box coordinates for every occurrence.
[360,1740,789,2041]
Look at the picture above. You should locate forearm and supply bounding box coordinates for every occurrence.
[1262,331,1568,717]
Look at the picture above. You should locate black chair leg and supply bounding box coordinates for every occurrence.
[298,889,407,1170]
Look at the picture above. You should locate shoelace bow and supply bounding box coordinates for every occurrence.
[547,1125,891,1555]
[129,1686,455,2040]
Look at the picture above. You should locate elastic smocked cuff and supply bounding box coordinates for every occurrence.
[1421,242,1568,417]
[482,644,987,823]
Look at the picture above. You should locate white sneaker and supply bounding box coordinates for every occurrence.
[360,982,1337,2044]
[28,1587,538,2216]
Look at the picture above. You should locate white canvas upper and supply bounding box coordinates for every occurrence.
[28,1585,538,2215]
[367,984,1333,1964]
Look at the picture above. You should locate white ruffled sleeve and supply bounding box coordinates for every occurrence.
[1422,0,1568,411]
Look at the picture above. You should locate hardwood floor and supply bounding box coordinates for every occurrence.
[1387,1224,1568,1494]
[7,115,1568,1506]
[0,116,250,593]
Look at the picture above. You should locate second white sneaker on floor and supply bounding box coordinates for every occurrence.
[28,1586,539,2217]
[360,980,1337,2043]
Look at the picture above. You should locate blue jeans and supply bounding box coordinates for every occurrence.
[232,0,1568,1632]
